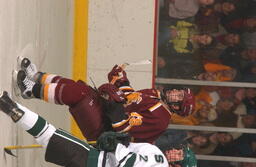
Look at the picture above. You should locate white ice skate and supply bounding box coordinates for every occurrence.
[16,70,35,99]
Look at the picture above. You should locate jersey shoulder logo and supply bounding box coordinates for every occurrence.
[129,112,143,126]
[126,92,142,105]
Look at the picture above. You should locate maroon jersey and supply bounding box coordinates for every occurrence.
[50,75,171,143]
[112,87,172,143]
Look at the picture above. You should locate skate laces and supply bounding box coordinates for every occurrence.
[25,63,37,79]
[23,76,34,92]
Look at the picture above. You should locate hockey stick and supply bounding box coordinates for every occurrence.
[89,76,99,91]
[4,141,97,157]
[110,59,152,84]
[4,144,43,157]
[123,59,152,66]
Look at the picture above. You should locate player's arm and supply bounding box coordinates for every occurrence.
[98,83,128,125]
[138,88,161,98]
[98,83,139,133]
[102,99,141,133]
[112,100,171,135]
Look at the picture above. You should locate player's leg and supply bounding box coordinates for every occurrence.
[46,129,102,167]
[17,57,107,140]
[0,91,103,167]
[17,70,104,140]
[0,91,56,147]
[18,56,76,85]
[17,70,107,140]
[17,57,99,106]
[17,70,92,105]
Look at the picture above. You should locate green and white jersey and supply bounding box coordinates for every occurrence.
[96,143,168,167]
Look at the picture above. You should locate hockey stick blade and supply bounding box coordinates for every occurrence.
[4,144,43,157]
[4,148,17,157]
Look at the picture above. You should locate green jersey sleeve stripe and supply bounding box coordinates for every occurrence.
[87,149,101,167]
[26,116,46,137]
[117,152,133,167]
[123,153,136,167]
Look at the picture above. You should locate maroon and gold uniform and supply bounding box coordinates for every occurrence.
[35,65,172,143]
[112,87,172,143]
[39,74,107,141]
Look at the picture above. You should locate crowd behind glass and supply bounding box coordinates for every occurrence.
[156,0,256,166]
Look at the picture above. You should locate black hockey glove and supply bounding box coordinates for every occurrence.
[96,131,131,152]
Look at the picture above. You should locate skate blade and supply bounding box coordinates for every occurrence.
[11,70,20,98]
[15,43,35,70]
[16,55,24,70]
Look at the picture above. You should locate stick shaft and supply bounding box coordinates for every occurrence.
[110,60,151,84]
[125,59,152,66]
[4,145,42,150]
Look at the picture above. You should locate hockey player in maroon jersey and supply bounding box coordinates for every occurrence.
[105,65,195,143]
[15,57,195,143]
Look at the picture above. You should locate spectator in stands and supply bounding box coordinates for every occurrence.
[215,1,236,16]
[223,17,256,33]
[168,20,215,54]
[241,32,256,49]
[220,0,256,31]
[196,34,241,66]
[157,56,171,78]
[242,48,256,62]
[196,63,238,81]
[240,62,256,82]
[155,130,209,151]
[212,98,237,127]
[167,0,215,19]
[190,132,233,154]
[230,88,256,115]
[219,47,256,71]
[195,1,236,33]
[241,115,256,128]
[158,20,215,54]
[242,88,256,115]
[155,129,233,155]
[215,33,240,48]
[215,133,256,157]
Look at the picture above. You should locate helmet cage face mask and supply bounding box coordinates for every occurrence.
[163,88,195,116]
[163,88,184,114]
[166,101,183,114]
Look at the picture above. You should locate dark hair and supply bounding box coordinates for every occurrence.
[222,0,237,11]
[216,97,237,112]
[216,132,233,145]
[199,34,217,50]
[243,62,256,74]
[188,135,210,148]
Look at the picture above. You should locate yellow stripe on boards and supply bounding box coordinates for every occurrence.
[71,0,89,139]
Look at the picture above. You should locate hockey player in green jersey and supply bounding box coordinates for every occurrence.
[0,91,168,167]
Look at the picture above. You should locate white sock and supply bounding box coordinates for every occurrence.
[16,103,56,147]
